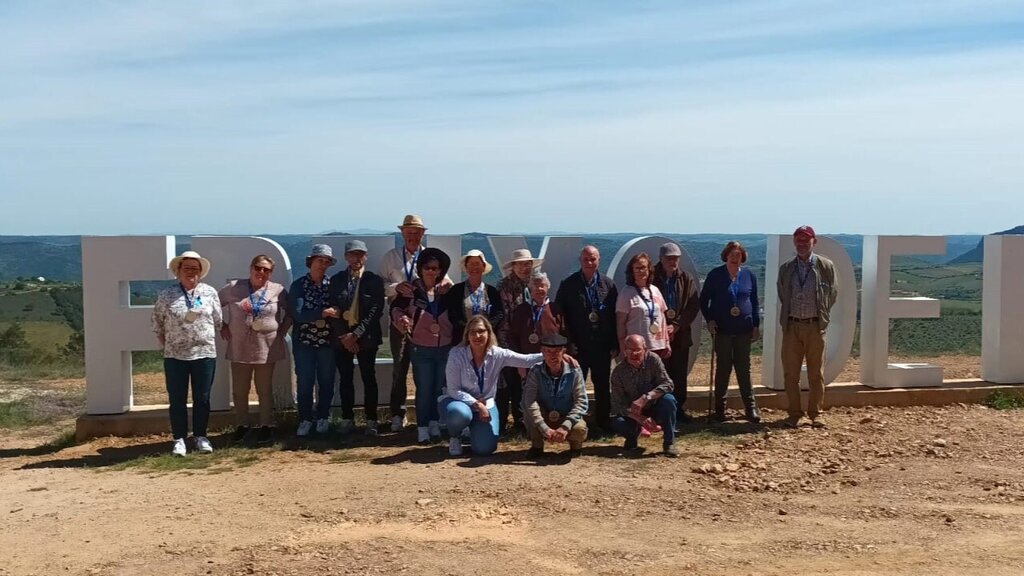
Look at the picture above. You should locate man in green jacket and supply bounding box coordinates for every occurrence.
[777,226,838,429]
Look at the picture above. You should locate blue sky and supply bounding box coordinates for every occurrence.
[1,1,1022,236]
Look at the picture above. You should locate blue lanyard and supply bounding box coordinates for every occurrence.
[403,248,420,282]
[796,257,813,288]
[469,285,486,315]
[179,284,201,310]
[427,288,441,318]
[729,269,743,306]
[347,271,360,305]
[585,272,603,312]
[663,274,678,310]
[472,357,486,395]
[531,300,546,328]
[248,285,267,317]
[638,287,656,325]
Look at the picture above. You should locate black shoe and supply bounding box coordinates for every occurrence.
[663,443,680,458]
[527,447,545,460]
[568,447,583,458]
[677,412,693,425]
[231,426,249,443]
[745,405,762,424]
[712,410,727,423]
[256,426,273,445]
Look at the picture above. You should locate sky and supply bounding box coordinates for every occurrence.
[1,0,1023,236]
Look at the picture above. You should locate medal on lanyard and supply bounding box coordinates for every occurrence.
[729,270,742,317]
[586,273,602,323]
[528,300,545,344]
[427,289,441,334]
[664,275,678,320]
[403,248,420,283]
[249,285,269,331]
[548,410,560,423]
[639,287,659,334]
[342,273,359,323]
[181,284,201,323]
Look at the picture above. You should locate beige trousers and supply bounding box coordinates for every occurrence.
[781,321,826,418]
[231,362,276,427]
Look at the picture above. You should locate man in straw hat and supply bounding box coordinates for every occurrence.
[777,225,838,429]
[379,215,452,432]
[495,248,543,434]
[327,240,385,436]
[521,334,588,459]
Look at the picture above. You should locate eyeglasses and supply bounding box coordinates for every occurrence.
[253,266,273,273]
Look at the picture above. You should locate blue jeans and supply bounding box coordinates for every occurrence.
[410,344,450,426]
[163,357,216,439]
[611,393,678,449]
[293,342,336,421]
[442,398,500,455]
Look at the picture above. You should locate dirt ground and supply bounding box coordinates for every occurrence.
[3,362,1024,576]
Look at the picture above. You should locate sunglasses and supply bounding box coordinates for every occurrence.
[253,265,273,273]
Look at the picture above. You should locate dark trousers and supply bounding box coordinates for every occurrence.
[496,367,524,430]
[611,394,678,448]
[335,345,379,421]
[388,324,413,418]
[578,346,612,428]
[164,357,215,439]
[713,333,755,409]
[665,342,691,414]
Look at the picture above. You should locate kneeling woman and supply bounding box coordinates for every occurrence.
[442,315,545,456]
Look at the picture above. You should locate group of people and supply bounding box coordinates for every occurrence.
[151,215,837,460]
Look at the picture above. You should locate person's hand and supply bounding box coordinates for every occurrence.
[475,401,491,422]
[563,353,579,369]
[341,333,359,353]
[629,395,648,420]
[546,427,568,443]
[657,347,671,359]
[220,326,231,341]
[667,324,676,337]
[396,281,415,298]
[323,307,340,319]
[752,327,761,341]
[437,277,454,294]
[399,316,413,333]
[707,320,718,336]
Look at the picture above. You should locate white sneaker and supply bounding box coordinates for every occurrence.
[296,420,313,437]
[195,436,213,454]
[417,426,431,444]
[449,438,463,456]
[391,415,406,432]
[428,420,441,438]
[339,419,354,434]
[316,418,330,434]
[171,438,187,457]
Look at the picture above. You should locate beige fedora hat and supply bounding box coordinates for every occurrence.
[169,251,211,279]
[397,214,427,230]
[502,248,543,271]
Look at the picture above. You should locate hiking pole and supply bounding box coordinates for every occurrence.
[707,333,716,420]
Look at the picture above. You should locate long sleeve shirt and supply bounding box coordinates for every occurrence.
[152,283,223,360]
[610,351,674,417]
[379,245,453,300]
[699,265,760,336]
[652,263,700,348]
[445,345,542,408]
[522,361,588,434]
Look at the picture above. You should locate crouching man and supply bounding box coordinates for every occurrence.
[610,335,679,457]
[522,334,589,459]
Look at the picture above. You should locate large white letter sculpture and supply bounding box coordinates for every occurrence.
[860,235,946,388]
[191,236,294,410]
[83,236,175,414]
[607,236,703,370]
[762,235,857,390]
[982,235,1024,383]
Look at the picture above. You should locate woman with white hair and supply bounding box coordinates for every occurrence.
[152,250,223,457]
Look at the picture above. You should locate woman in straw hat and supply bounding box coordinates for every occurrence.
[151,250,223,457]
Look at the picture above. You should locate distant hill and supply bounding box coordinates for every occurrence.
[948,226,1024,264]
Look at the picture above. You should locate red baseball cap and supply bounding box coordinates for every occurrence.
[793,225,816,239]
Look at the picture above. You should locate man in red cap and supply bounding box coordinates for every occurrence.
[777,226,838,428]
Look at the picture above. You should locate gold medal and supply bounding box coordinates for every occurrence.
[184,310,199,323]
[315,319,326,328]
[588,311,599,323]
[548,411,560,422]
[429,322,441,334]
[528,333,539,344]
[666,309,677,320]
[649,323,660,335]
[730,306,741,317]
[342,310,353,322]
